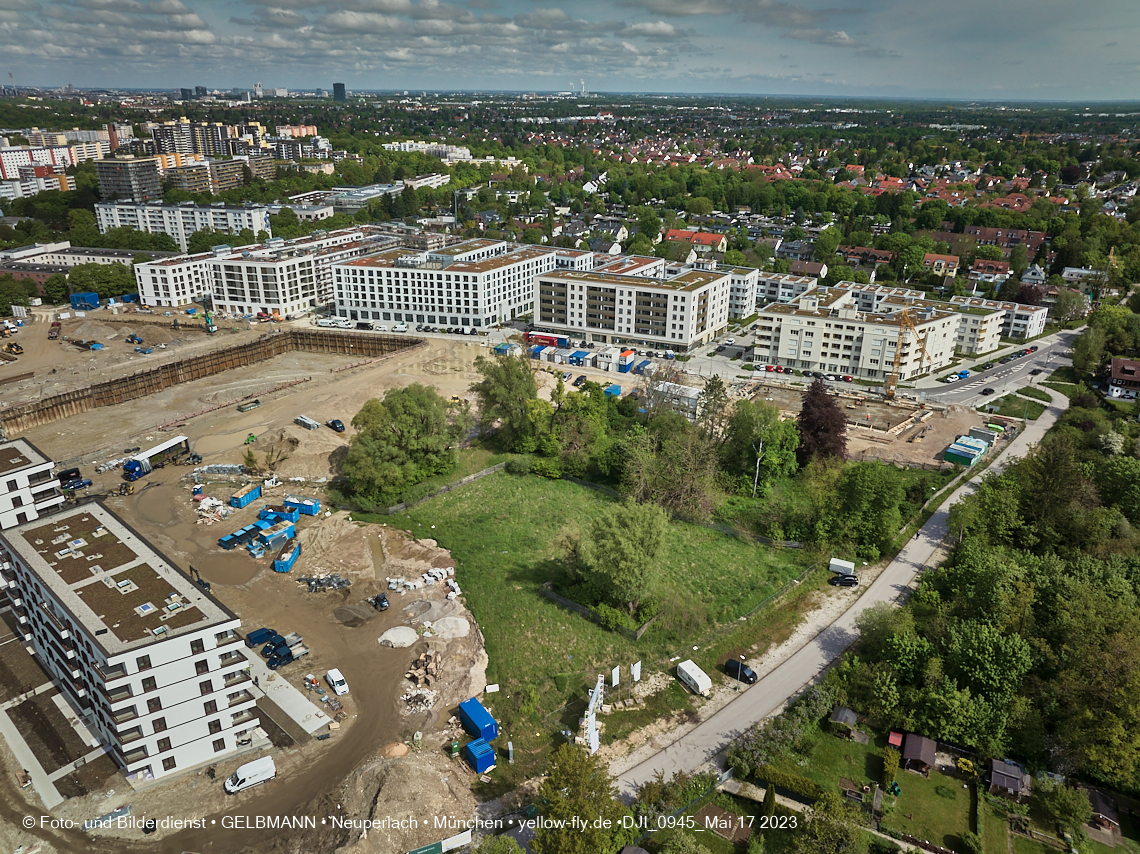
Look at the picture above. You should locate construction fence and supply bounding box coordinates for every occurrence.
[0,330,421,436]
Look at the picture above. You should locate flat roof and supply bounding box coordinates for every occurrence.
[429,238,501,257]
[344,245,552,274]
[594,255,662,275]
[4,503,236,656]
[0,438,52,477]
[539,268,727,292]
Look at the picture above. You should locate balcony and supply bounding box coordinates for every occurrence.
[215,632,242,648]
[103,682,133,704]
[223,670,251,689]
[121,745,148,766]
[231,709,258,727]
[119,726,144,745]
[112,705,139,725]
[37,603,70,639]
[93,661,128,683]
[219,649,246,668]
[228,690,254,708]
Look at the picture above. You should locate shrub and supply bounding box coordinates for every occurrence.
[595,603,637,633]
[530,455,563,478]
[505,456,533,475]
[882,746,900,788]
[869,839,902,854]
[751,765,825,801]
[961,830,983,854]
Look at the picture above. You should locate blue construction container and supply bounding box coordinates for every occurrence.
[231,483,262,509]
[604,384,621,397]
[231,524,258,545]
[247,541,266,558]
[273,541,301,573]
[569,350,589,366]
[259,519,295,546]
[259,504,301,523]
[218,533,238,550]
[284,495,321,516]
[634,359,651,375]
[70,292,100,311]
[464,739,495,774]
[458,697,498,742]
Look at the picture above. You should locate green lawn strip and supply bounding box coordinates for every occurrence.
[1040,382,1080,400]
[880,769,971,850]
[360,472,811,793]
[1012,835,1056,854]
[978,394,1046,420]
[1046,366,1083,384]
[1014,386,1052,402]
[981,800,1010,854]
[769,725,886,793]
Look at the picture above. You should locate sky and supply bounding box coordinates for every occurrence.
[2,0,1139,101]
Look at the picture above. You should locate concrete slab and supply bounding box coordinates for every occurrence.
[246,652,331,736]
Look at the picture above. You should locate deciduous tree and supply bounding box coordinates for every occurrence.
[564,498,667,614]
[470,353,542,451]
[796,379,847,466]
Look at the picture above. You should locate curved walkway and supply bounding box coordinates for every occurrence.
[616,386,1071,797]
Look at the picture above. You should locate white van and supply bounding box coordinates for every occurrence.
[375,324,389,332]
[676,660,712,697]
[326,668,349,696]
[224,756,276,793]
[317,318,338,328]
[336,319,352,329]
[392,323,408,332]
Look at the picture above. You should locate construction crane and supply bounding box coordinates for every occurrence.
[885,308,935,401]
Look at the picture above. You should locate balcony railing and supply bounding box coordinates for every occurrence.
[103,682,133,704]
[227,690,254,708]
[231,709,258,727]
[219,650,246,668]
[121,745,148,765]
[37,603,70,639]
[223,671,251,689]
[93,661,128,683]
[215,632,242,648]
[119,726,144,745]
[112,705,139,725]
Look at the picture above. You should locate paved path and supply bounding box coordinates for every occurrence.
[616,386,1070,797]
[0,707,63,808]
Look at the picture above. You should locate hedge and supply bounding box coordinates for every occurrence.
[754,765,826,802]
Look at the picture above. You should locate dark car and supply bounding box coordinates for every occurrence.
[57,467,82,484]
[725,658,758,684]
[1030,345,1039,352]
[829,575,859,587]
[716,345,726,352]
[980,387,996,395]
[415,324,424,332]
[573,375,587,387]
[1029,368,1043,375]
[244,627,277,648]
[802,371,814,378]
[326,419,346,433]
[369,594,389,611]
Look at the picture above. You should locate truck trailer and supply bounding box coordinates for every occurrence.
[122,436,190,481]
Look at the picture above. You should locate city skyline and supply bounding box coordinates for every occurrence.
[0,0,1137,101]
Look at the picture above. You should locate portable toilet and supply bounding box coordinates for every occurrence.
[464,739,496,774]
[458,697,499,742]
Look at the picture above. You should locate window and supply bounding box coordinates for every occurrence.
[157,737,171,752]
[190,639,205,655]
[213,738,226,753]
[152,717,167,733]
[5,480,15,491]
[195,660,209,676]
[204,699,218,715]
[136,655,152,671]
[11,496,21,508]
[147,697,162,714]
[209,719,222,734]
[162,757,177,772]
[199,680,213,696]
[141,676,156,692]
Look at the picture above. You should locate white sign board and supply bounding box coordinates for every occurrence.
[611,666,620,688]
[632,661,642,682]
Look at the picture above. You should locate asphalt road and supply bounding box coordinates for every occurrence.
[615,380,1072,798]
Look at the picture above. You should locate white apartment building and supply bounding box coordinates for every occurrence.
[333,239,555,328]
[753,287,959,380]
[0,145,79,180]
[829,283,1005,357]
[729,272,819,317]
[0,502,252,783]
[0,439,65,529]
[721,265,762,317]
[535,266,732,349]
[95,202,273,253]
[134,228,400,313]
[949,296,1050,339]
[0,241,172,269]
[381,140,472,161]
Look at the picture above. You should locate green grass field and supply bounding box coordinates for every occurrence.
[361,472,813,790]
[1041,381,1081,400]
[882,769,972,850]
[1015,386,1052,402]
[979,394,1047,420]
[981,800,1010,854]
[771,726,885,792]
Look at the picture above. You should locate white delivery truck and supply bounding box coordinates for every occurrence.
[676,660,712,697]
[224,756,277,793]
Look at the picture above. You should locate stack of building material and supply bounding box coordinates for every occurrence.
[405,649,443,687]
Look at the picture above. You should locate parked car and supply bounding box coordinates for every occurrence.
[725,338,736,345]
[368,594,389,611]
[326,668,349,696]
[573,375,587,387]
[561,371,573,382]
[393,323,408,332]
[716,345,726,352]
[326,419,345,433]
[824,374,838,381]
[1029,368,1043,375]
[1029,345,1039,352]
[725,659,758,684]
[244,627,276,648]
[980,387,996,395]
[829,575,859,587]
[765,364,776,372]
[841,375,854,382]
[802,371,814,378]
[415,324,424,332]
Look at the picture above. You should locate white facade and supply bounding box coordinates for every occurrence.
[0,439,64,529]
[0,145,79,180]
[753,287,959,380]
[949,296,1049,339]
[722,265,762,317]
[0,503,251,783]
[535,265,732,349]
[134,227,400,312]
[334,239,555,328]
[95,202,273,253]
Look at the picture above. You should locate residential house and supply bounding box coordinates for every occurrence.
[837,246,893,269]
[1022,264,1047,286]
[989,759,1032,801]
[588,238,622,256]
[969,259,1011,286]
[791,260,828,278]
[902,733,936,773]
[664,229,728,254]
[1108,358,1140,400]
[775,239,815,263]
[923,253,960,277]
[1061,266,1102,293]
